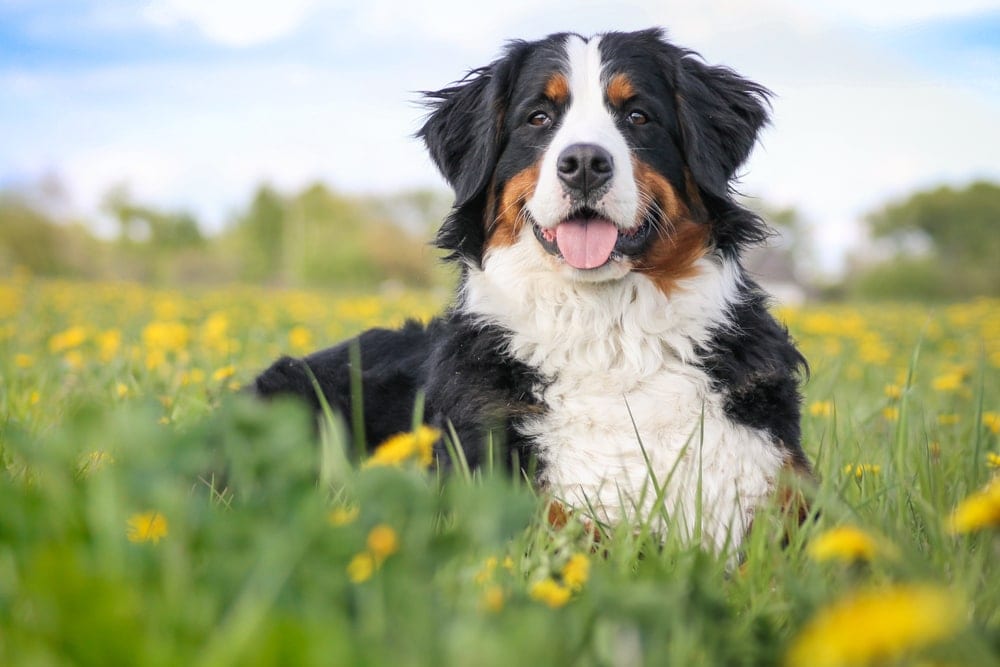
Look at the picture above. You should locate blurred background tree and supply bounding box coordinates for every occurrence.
[1,176,997,301]
[848,181,1000,300]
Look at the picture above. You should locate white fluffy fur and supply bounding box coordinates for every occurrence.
[464,228,787,553]
[527,35,640,234]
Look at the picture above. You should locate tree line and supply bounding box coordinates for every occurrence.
[1,178,996,300]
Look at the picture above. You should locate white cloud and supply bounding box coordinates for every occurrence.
[142,0,322,47]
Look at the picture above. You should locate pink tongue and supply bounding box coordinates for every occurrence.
[555,219,619,269]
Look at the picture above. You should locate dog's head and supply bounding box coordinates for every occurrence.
[420,28,770,286]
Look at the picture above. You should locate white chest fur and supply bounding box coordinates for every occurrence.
[463,235,787,552]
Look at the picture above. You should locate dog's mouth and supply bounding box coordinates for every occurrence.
[531,208,654,270]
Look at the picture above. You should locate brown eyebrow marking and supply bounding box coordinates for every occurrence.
[544,73,570,104]
[606,72,635,106]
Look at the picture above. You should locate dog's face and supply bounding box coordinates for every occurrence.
[420,28,770,287]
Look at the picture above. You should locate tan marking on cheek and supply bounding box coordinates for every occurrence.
[606,72,635,107]
[630,158,709,294]
[544,73,569,105]
[683,168,708,222]
[485,163,540,249]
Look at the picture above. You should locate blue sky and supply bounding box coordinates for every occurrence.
[2,0,999,273]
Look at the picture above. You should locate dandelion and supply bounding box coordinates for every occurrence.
[561,553,591,591]
[364,425,440,468]
[327,505,359,527]
[882,407,899,422]
[843,464,881,479]
[984,412,1000,435]
[96,329,121,362]
[480,585,505,613]
[809,400,833,418]
[14,353,33,368]
[126,512,169,544]
[807,525,883,563]
[347,552,376,583]
[987,453,1000,469]
[288,325,313,354]
[366,524,399,563]
[530,578,572,608]
[883,383,902,400]
[115,382,129,399]
[784,584,965,667]
[947,478,1000,534]
[49,325,87,353]
[141,321,190,353]
[932,372,964,392]
[212,365,236,382]
[29,390,40,405]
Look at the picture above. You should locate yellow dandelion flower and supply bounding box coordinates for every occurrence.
[932,372,964,392]
[480,585,505,613]
[561,553,591,591]
[366,524,399,562]
[530,578,572,608]
[502,556,515,571]
[14,353,34,368]
[227,380,241,392]
[807,525,882,563]
[937,413,960,426]
[984,412,1000,435]
[809,401,833,418]
[49,325,87,353]
[115,382,129,398]
[96,329,121,362]
[882,406,899,422]
[29,390,40,405]
[126,512,168,544]
[986,453,1000,469]
[843,464,881,479]
[288,325,314,354]
[212,365,236,382]
[364,425,440,468]
[141,320,189,353]
[327,505,360,527]
[347,552,376,583]
[883,384,902,400]
[948,478,1000,534]
[784,584,965,667]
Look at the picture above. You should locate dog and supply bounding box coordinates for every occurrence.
[254,28,810,552]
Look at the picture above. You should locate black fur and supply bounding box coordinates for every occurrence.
[253,28,809,483]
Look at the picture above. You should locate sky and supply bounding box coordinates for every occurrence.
[1,0,998,274]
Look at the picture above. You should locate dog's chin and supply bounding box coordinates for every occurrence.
[529,208,654,283]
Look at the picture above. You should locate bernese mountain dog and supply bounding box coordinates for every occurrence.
[254,28,810,552]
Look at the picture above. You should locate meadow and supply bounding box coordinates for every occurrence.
[1,273,999,666]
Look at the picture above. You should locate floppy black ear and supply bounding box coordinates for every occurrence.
[675,55,771,199]
[419,46,526,265]
[419,67,501,208]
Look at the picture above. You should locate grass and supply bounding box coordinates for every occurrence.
[1,275,999,666]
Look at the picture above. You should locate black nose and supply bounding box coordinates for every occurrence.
[557,143,613,195]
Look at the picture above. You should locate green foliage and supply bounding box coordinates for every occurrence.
[1,181,451,289]
[1,279,999,665]
[854,181,1000,299]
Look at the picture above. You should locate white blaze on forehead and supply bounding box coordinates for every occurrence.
[526,34,639,230]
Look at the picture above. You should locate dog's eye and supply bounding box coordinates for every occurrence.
[627,110,648,126]
[528,111,551,127]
